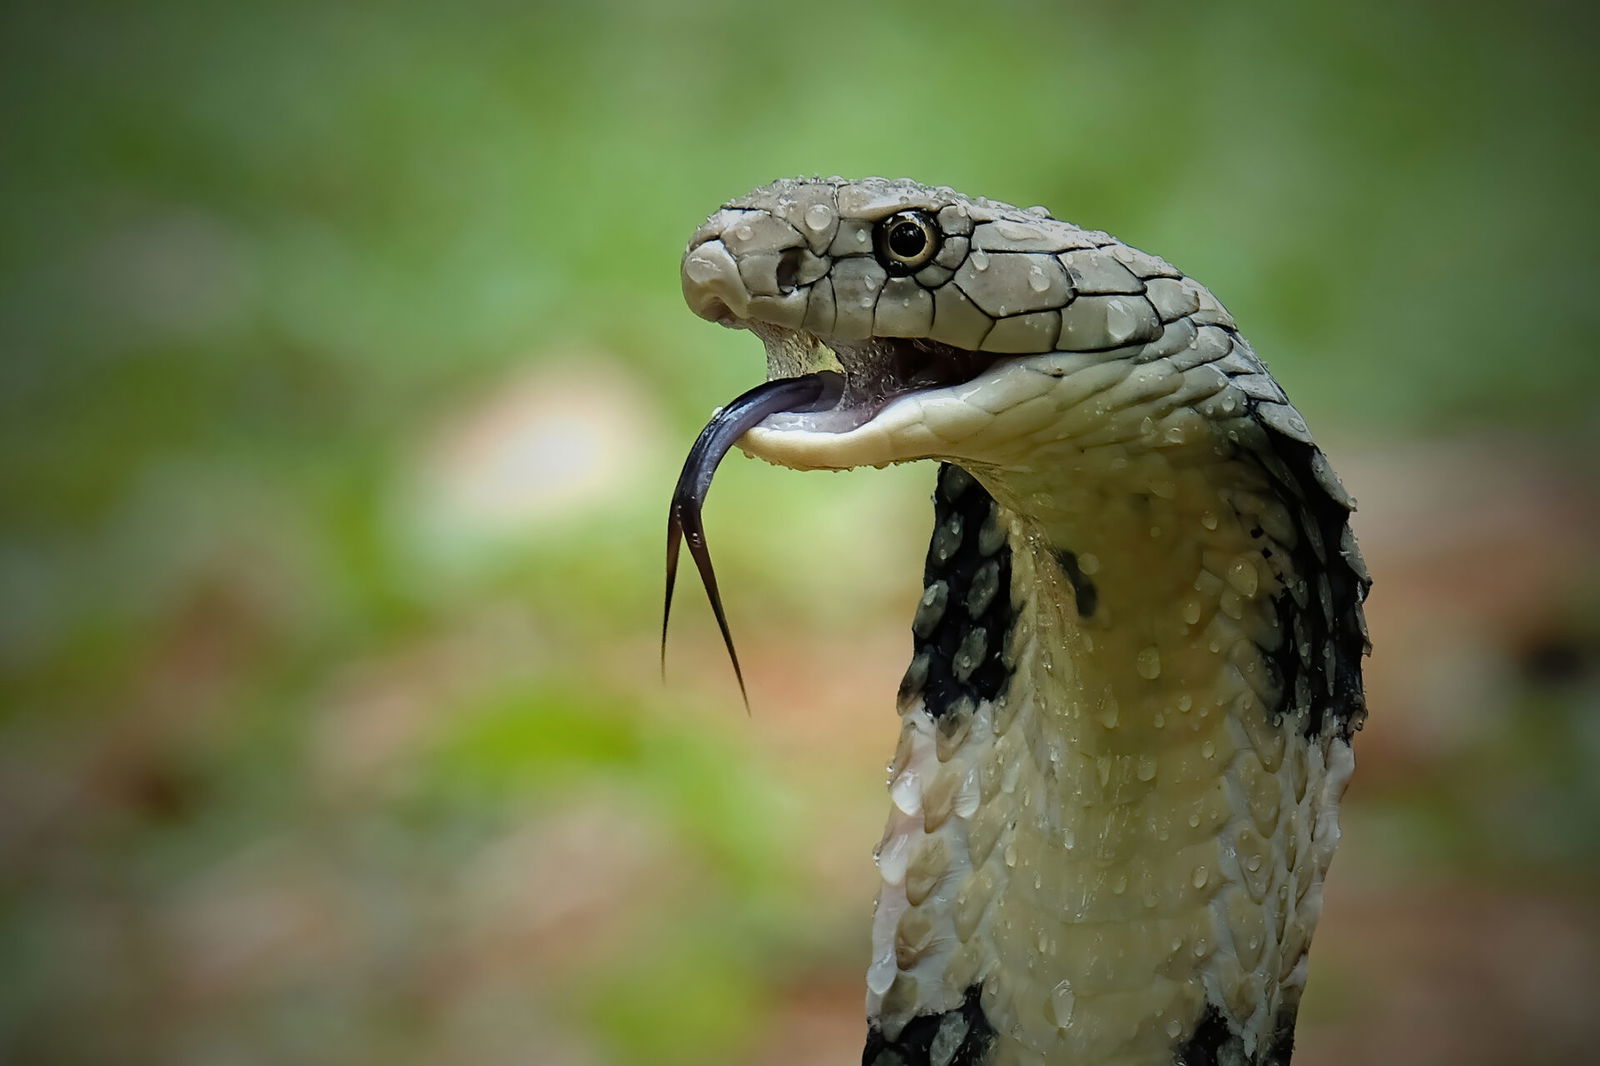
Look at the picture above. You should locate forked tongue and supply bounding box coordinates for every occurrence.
[662,371,844,708]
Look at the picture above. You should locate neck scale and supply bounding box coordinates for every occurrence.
[868,409,1366,1066]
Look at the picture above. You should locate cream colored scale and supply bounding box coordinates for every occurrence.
[678,177,1369,1065]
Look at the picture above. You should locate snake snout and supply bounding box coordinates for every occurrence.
[681,237,749,326]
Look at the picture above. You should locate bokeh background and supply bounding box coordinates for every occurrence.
[2,1,1597,1063]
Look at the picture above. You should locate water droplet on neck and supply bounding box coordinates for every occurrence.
[1227,558,1260,597]
[1050,981,1076,1027]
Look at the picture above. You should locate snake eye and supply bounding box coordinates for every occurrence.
[876,211,939,274]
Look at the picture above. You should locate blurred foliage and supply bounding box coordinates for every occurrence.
[0,0,1596,1063]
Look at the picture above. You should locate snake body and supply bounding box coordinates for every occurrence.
[672,178,1370,1065]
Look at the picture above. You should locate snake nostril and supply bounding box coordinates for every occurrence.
[776,247,805,295]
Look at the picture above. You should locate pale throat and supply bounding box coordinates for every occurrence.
[972,432,1289,748]
[932,442,1298,1047]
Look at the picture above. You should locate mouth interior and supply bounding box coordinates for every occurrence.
[747,325,1003,434]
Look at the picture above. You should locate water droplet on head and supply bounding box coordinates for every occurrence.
[804,203,833,231]
[1201,740,1215,759]
[685,252,719,284]
[1136,754,1157,781]
[1028,265,1050,292]
[1192,865,1209,888]
[1136,647,1162,680]
[971,249,990,271]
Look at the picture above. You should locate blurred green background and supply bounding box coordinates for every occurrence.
[2,1,1597,1063]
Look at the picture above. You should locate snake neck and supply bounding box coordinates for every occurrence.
[865,443,1366,1066]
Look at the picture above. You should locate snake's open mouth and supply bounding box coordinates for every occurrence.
[661,331,1004,703]
[747,325,1006,435]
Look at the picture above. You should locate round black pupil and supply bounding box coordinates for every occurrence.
[888,220,927,259]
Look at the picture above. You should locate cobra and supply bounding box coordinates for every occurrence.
[663,178,1370,1066]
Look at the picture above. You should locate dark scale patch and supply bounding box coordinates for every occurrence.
[1174,1003,1296,1065]
[898,464,1017,720]
[1241,412,1372,741]
[864,985,996,1066]
[1052,549,1098,618]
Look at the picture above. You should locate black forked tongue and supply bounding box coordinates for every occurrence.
[662,371,844,709]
